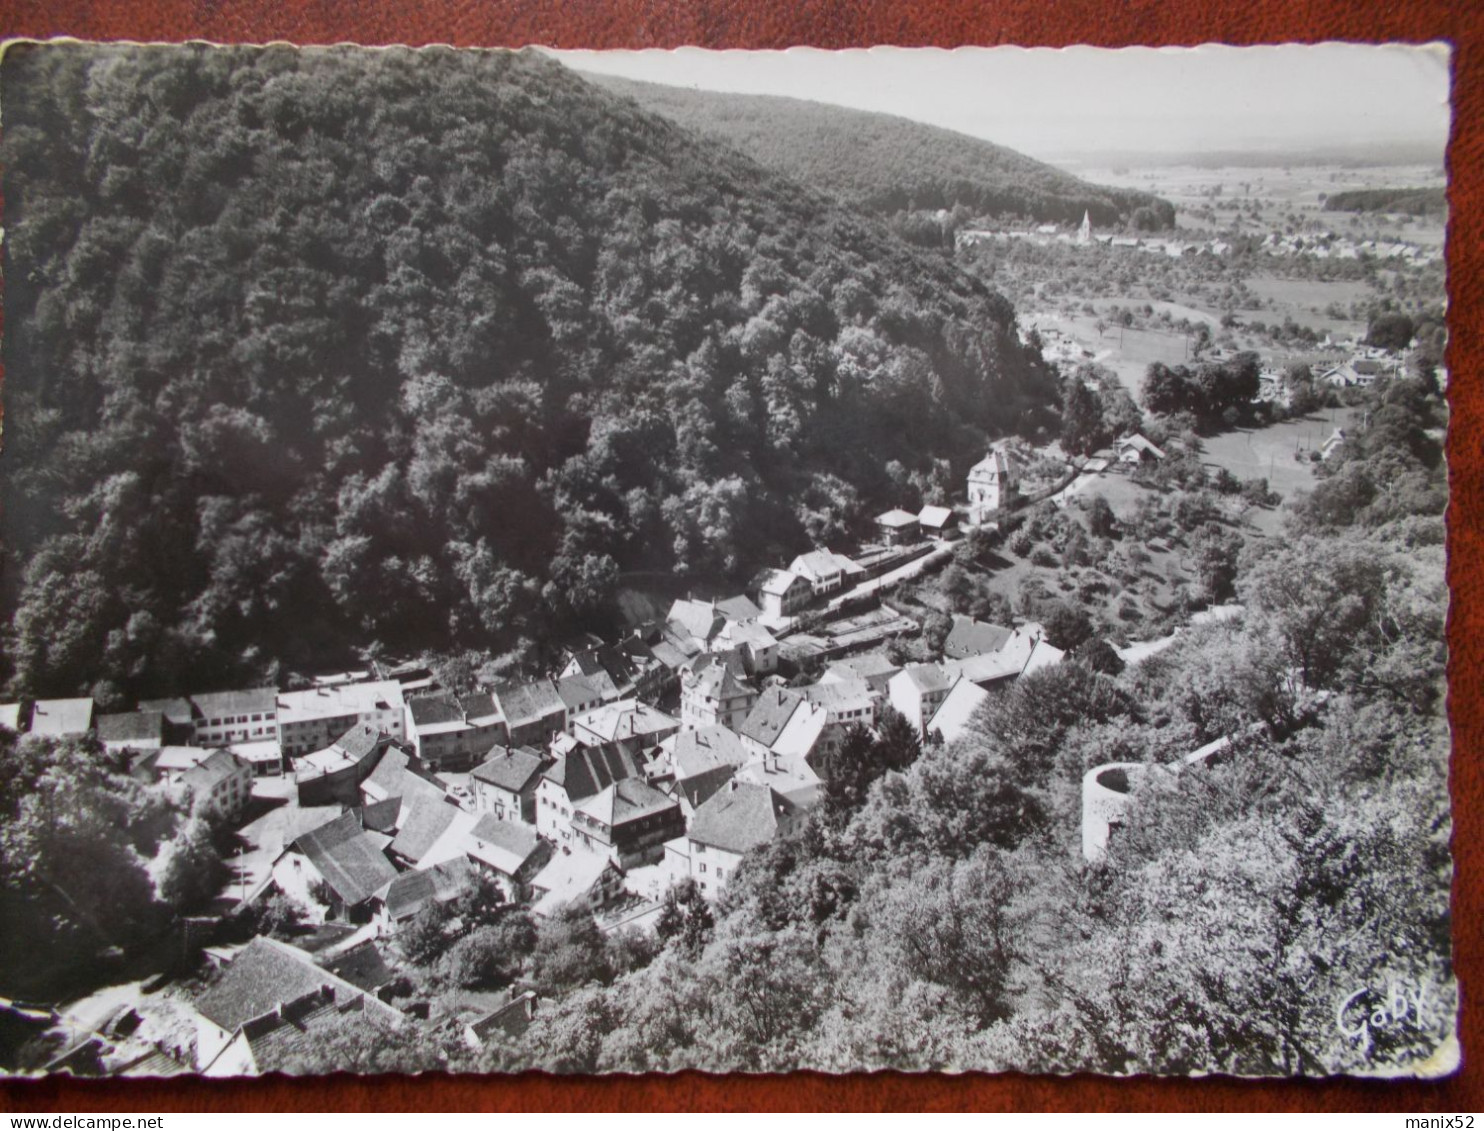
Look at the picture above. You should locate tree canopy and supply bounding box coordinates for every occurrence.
[0,44,1060,702]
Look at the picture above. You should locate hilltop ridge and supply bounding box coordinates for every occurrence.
[582,72,1175,228]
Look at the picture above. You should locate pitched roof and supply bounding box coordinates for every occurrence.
[917,505,954,528]
[685,658,755,702]
[573,777,678,828]
[770,700,830,759]
[688,783,800,854]
[345,798,395,836]
[284,804,345,845]
[664,725,753,782]
[407,695,464,730]
[195,938,341,1031]
[493,679,565,728]
[875,508,919,528]
[569,699,678,745]
[1022,638,1067,674]
[715,595,763,622]
[1116,434,1167,460]
[293,813,398,907]
[756,568,807,597]
[734,753,822,808]
[739,688,806,748]
[318,942,396,993]
[927,678,990,744]
[667,598,725,644]
[543,743,645,804]
[465,814,542,876]
[388,795,464,864]
[799,678,873,713]
[189,687,277,719]
[467,991,538,1042]
[0,703,22,732]
[181,749,244,793]
[788,548,862,581]
[28,698,94,737]
[823,651,901,689]
[556,670,620,711]
[899,664,955,695]
[530,849,620,912]
[943,650,1026,686]
[381,857,473,921]
[294,722,385,783]
[942,615,1014,661]
[136,697,194,728]
[969,449,1012,480]
[472,747,548,793]
[360,744,444,806]
[460,691,503,727]
[96,710,165,746]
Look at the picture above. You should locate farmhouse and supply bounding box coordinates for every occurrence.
[1115,434,1167,465]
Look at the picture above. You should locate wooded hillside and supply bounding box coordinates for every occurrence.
[0,44,1059,704]
[585,73,1177,228]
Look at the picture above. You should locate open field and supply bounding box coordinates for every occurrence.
[1242,272,1372,337]
[1199,410,1362,494]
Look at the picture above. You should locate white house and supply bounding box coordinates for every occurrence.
[967,449,1015,519]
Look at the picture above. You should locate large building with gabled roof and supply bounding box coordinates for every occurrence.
[571,777,683,867]
[682,782,803,899]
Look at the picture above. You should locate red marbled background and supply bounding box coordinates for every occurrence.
[0,0,1477,1112]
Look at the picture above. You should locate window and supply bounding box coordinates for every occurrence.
[717,867,725,879]
[698,863,706,873]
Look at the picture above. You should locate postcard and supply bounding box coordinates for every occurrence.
[0,39,1454,1078]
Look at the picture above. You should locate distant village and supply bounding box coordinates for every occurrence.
[955,209,1445,267]
[8,431,1223,1077]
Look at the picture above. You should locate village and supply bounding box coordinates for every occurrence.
[3,175,1438,1075]
[3,415,1244,1078]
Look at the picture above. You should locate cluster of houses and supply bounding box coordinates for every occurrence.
[4,441,1091,1076]
[954,214,1441,269]
[1255,230,1442,266]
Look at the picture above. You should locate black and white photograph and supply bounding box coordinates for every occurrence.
[0,39,1455,1079]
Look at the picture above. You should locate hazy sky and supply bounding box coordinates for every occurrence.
[553,43,1451,162]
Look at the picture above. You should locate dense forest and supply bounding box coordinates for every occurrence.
[0,44,1062,706]
[585,74,1176,230]
[1324,187,1447,217]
